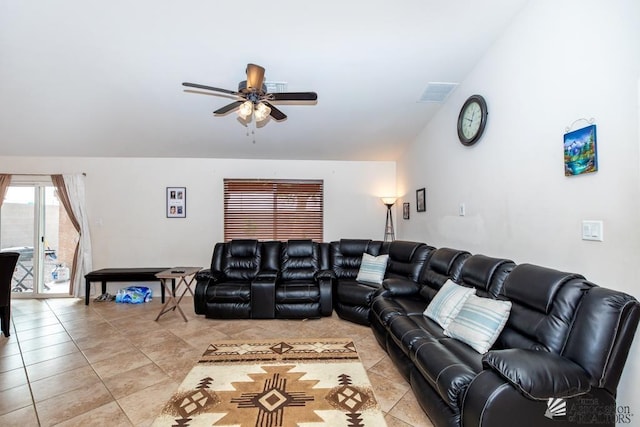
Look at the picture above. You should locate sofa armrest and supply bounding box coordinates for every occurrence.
[482,349,592,400]
[194,277,212,315]
[195,268,212,281]
[315,269,335,280]
[193,269,227,314]
[382,277,421,297]
[317,273,333,316]
[195,268,225,282]
[252,271,278,319]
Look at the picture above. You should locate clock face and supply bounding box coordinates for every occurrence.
[457,95,488,146]
[461,102,482,139]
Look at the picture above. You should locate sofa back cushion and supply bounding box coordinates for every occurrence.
[384,241,433,282]
[330,239,383,279]
[563,287,640,394]
[260,241,282,272]
[457,254,515,298]
[280,239,320,281]
[219,239,262,281]
[210,242,225,272]
[419,248,470,301]
[495,263,590,354]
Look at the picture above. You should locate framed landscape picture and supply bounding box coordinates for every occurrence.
[403,202,410,219]
[564,124,598,176]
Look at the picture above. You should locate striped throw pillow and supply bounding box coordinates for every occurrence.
[444,294,512,354]
[424,279,476,329]
[355,253,389,284]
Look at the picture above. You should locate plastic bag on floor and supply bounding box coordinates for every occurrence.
[115,286,152,304]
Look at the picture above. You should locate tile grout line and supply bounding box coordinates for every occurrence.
[11,306,42,426]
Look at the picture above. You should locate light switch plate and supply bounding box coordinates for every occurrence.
[582,220,603,241]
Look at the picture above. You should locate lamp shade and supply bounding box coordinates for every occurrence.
[254,102,271,122]
[238,101,253,119]
[381,197,397,206]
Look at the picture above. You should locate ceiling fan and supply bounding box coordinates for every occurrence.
[182,63,318,123]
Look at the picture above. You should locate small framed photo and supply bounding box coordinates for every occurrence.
[167,187,186,218]
[416,188,426,212]
[403,202,410,220]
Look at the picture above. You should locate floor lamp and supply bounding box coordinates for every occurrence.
[381,197,397,242]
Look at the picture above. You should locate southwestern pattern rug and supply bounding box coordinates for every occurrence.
[152,338,387,427]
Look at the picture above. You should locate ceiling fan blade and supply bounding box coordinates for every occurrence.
[263,102,287,121]
[182,82,238,96]
[270,92,318,101]
[246,64,265,91]
[214,100,244,115]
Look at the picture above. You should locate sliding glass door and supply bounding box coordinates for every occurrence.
[0,179,76,297]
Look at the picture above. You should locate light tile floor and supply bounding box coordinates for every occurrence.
[0,297,434,426]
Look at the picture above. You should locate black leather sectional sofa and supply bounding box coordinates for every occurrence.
[193,238,640,427]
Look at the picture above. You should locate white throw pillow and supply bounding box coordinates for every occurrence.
[424,279,476,329]
[355,253,389,284]
[444,294,512,354]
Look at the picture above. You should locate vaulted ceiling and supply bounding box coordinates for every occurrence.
[0,1,529,161]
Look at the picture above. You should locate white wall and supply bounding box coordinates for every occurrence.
[0,156,395,275]
[397,0,640,418]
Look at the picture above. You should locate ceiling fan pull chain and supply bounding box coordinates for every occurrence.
[245,118,257,144]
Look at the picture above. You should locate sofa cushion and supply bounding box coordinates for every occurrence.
[483,348,592,399]
[388,315,438,352]
[276,282,321,303]
[444,294,511,354]
[205,282,251,302]
[281,240,319,281]
[457,254,515,298]
[386,241,432,282]
[336,280,379,305]
[502,263,583,314]
[356,253,389,284]
[424,280,475,329]
[412,338,482,410]
[228,239,259,257]
[496,264,590,353]
[223,240,262,280]
[419,248,471,301]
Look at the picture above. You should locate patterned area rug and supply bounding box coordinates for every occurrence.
[152,338,387,427]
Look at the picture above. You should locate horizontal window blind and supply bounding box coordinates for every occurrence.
[224,179,323,242]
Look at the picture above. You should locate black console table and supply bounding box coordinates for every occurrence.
[84,267,172,305]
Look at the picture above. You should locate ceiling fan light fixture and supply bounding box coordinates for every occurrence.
[183,63,317,125]
[254,102,271,122]
[238,101,253,119]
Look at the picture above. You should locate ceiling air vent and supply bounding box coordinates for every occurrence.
[265,81,288,93]
[419,82,459,103]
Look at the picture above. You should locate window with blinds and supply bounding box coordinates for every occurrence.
[224,179,323,242]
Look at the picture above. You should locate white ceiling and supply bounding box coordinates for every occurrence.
[0,0,529,161]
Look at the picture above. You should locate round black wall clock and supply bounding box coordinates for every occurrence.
[457,94,488,146]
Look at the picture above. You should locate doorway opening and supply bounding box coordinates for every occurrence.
[0,176,77,297]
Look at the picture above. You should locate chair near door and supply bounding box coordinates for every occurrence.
[0,252,20,337]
